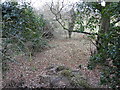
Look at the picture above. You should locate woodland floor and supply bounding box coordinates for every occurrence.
[3,33,103,88]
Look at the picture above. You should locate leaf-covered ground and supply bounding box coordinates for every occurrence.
[3,33,103,88]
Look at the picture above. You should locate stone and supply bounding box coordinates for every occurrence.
[50,76,71,88]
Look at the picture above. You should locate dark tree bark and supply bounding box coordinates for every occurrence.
[68,31,72,38]
[68,22,75,38]
[97,2,110,51]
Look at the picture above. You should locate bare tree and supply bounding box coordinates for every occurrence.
[48,0,76,38]
[47,0,97,38]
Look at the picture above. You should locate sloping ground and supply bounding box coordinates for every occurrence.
[3,34,102,88]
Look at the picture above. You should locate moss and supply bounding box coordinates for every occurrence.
[70,75,91,88]
[60,69,74,78]
[76,80,90,88]
[60,69,91,88]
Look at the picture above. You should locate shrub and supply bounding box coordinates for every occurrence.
[88,27,120,88]
[1,1,47,72]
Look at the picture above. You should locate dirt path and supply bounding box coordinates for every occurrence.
[3,35,101,88]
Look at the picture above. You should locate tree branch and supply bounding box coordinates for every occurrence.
[48,1,98,36]
[72,30,98,35]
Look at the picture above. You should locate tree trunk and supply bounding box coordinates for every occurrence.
[97,14,110,51]
[68,8,76,38]
[96,2,110,51]
[68,31,72,38]
[101,15,110,34]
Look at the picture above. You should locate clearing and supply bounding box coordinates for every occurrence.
[3,33,102,88]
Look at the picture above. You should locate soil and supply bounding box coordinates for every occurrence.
[2,33,102,88]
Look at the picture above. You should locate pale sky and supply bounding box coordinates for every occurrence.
[1,0,107,9]
[30,0,80,8]
[1,0,80,9]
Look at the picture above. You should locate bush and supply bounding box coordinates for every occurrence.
[88,27,120,88]
[1,1,47,72]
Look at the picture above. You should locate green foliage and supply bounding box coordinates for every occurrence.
[77,1,120,88]
[1,1,47,72]
[76,2,100,33]
[88,29,120,88]
[87,2,120,88]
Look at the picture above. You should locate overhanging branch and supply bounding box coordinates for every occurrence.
[48,1,98,36]
[72,30,98,35]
